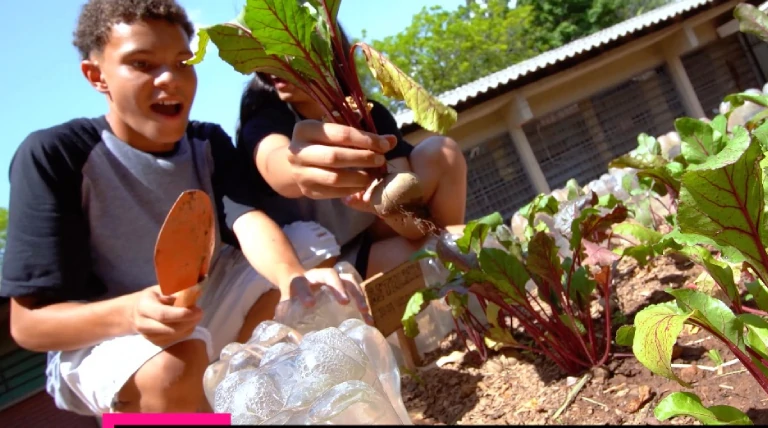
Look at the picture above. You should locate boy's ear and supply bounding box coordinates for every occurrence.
[81,59,108,94]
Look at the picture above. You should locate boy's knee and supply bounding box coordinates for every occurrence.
[115,339,209,413]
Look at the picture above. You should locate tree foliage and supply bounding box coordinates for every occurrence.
[519,0,671,49]
[355,0,536,110]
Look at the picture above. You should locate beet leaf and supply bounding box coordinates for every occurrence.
[654,392,752,425]
[735,3,768,43]
[187,0,457,135]
[676,127,768,283]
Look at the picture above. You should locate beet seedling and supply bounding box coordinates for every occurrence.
[405,195,628,376]
[187,0,457,231]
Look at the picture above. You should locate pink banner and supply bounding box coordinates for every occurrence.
[102,413,231,427]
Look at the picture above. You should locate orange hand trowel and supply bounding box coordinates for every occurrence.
[154,190,216,308]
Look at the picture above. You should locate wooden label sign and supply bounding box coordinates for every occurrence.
[362,259,425,338]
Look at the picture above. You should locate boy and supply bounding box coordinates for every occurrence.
[0,0,366,415]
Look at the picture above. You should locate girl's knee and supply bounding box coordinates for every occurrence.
[115,339,209,413]
[411,136,467,179]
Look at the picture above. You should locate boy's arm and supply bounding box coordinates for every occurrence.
[5,129,202,351]
[2,129,133,351]
[10,296,136,352]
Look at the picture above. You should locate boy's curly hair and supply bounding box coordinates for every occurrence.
[73,0,195,60]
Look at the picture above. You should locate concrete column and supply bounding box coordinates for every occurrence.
[664,28,707,119]
[666,54,707,119]
[504,94,551,194]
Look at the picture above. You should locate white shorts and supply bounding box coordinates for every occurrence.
[45,221,340,416]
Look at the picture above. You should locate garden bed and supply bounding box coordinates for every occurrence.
[401,255,768,425]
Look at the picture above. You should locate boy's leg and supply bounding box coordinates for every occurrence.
[52,328,215,415]
[51,223,339,416]
[113,339,209,413]
[236,288,281,343]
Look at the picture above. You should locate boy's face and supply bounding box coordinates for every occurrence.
[83,19,197,149]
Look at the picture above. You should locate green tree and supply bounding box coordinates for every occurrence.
[354,0,537,110]
[518,0,672,49]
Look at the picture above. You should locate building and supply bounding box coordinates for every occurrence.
[397,0,768,222]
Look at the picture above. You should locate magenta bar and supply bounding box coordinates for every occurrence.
[102,413,232,427]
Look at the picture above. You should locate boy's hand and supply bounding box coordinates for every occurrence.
[288,120,397,200]
[130,286,203,347]
[285,267,372,323]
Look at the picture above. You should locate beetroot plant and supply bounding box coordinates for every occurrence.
[187,0,457,229]
[404,194,628,376]
[616,117,768,425]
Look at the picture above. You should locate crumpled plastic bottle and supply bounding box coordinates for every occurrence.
[203,262,412,425]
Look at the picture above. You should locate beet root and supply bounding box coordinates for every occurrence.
[371,171,424,217]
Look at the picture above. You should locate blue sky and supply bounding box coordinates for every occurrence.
[0,0,465,208]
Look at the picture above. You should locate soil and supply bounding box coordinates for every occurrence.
[400,255,768,425]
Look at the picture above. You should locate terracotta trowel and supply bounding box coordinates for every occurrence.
[154,190,216,308]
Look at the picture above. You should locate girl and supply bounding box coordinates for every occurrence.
[235,26,468,280]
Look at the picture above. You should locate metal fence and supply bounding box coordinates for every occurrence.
[523,65,685,191]
[463,133,538,222]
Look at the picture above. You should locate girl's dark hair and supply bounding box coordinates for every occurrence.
[235,24,354,147]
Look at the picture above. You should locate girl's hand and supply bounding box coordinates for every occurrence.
[288,120,397,199]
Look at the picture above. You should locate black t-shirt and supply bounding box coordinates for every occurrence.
[1,117,259,304]
[237,100,415,240]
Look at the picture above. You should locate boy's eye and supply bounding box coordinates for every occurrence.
[131,60,150,70]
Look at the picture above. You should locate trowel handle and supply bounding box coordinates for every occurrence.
[172,283,202,308]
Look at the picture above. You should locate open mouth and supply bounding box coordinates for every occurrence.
[150,100,183,117]
[268,75,289,89]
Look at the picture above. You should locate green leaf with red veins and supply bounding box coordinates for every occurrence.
[675,117,724,165]
[667,289,742,346]
[654,392,753,425]
[188,24,298,83]
[566,264,596,307]
[401,287,440,338]
[477,248,529,304]
[357,43,458,134]
[631,302,693,387]
[676,246,740,305]
[569,204,628,251]
[735,3,768,43]
[738,313,768,362]
[305,0,341,27]
[526,232,563,306]
[243,0,316,59]
[609,154,681,194]
[724,92,768,110]
[677,127,768,282]
[455,212,504,255]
